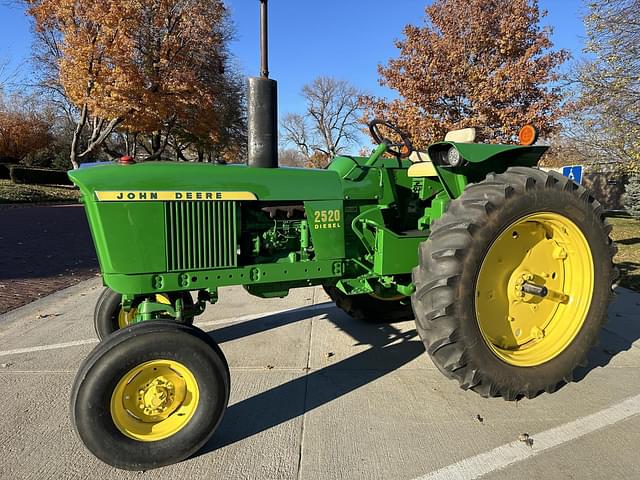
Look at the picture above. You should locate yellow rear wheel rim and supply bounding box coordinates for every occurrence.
[110,359,199,442]
[475,212,594,367]
[117,294,172,329]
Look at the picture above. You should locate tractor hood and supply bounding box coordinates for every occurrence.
[68,162,344,202]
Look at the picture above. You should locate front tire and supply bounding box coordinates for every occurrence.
[411,167,616,399]
[71,320,230,470]
[94,288,194,341]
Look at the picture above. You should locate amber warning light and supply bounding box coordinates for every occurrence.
[519,125,539,146]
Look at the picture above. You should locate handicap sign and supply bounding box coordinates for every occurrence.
[561,165,583,185]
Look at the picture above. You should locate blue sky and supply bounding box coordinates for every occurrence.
[1,0,587,118]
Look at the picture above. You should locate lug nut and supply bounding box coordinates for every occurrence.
[553,246,567,260]
[531,327,545,339]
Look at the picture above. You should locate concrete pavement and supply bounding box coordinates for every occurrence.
[0,280,639,479]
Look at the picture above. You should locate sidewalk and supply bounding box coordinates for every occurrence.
[0,280,639,479]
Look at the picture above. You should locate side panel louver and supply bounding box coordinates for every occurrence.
[165,201,238,271]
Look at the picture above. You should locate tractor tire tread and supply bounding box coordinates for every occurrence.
[411,166,616,399]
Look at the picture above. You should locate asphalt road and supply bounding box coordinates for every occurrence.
[0,204,98,314]
[0,280,639,479]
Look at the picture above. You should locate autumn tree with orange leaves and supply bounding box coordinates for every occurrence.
[0,92,53,163]
[363,0,568,148]
[26,0,245,167]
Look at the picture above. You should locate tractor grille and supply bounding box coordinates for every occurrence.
[165,201,238,271]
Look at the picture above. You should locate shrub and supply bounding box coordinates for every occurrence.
[0,163,11,180]
[623,175,640,219]
[9,166,72,186]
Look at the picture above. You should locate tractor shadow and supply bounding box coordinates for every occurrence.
[207,302,335,344]
[195,288,640,452]
[573,287,640,383]
[198,306,425,454]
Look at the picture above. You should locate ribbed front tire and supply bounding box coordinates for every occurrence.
[94,288,194,341]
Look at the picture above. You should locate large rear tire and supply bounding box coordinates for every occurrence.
[71,320,230,470]
[411,167,617,399]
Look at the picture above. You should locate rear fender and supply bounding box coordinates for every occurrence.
[427,142,548,198]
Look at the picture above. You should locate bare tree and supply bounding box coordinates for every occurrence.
[564,0,640,171]
[281,113,312,159]
[278,148,307,167]
[282,76,363,165]
[0,58,11,91]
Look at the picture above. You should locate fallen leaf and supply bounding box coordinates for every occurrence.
[36,313,63,319]
[518,433,534,447]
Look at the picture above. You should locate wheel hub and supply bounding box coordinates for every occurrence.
[138,377,176,416]
[111,360,199,441]
[475,212,594,366]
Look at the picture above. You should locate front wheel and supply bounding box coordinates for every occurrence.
[94,288,194,341]
[411,167,617,399]
[70,320,230,470]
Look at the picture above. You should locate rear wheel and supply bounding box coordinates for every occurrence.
[411,167,617,399]
[70,320,230,470]
[94,288,194,341]
[324,285,413,323]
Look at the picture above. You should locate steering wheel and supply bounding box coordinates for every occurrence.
[368,119,414,158]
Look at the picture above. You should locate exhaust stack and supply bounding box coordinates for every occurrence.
[247,0,278,168]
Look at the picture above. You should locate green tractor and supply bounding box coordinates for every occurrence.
[68,1,616,471]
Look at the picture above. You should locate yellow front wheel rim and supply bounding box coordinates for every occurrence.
[117,294,172,328]
[475,212,594,367]
[110,359,199,442]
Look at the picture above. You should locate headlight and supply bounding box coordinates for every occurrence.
[446,146,463,167]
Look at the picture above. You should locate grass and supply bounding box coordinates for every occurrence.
[608,213,640,292]
[0,179,80,204]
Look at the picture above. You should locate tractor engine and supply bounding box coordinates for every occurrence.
[240,203,311,264]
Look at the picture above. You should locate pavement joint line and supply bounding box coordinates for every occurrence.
[414,392,640,480]
[295,288,315,480]
[0,370,76,374]
[0,302,336,358]
[0,339,98,357]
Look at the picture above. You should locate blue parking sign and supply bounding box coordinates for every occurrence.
[561,165,583,184]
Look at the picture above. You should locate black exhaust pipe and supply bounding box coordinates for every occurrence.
[247,0,278,168]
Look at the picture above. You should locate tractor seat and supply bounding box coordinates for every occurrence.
[444,127,476,143]
[407,128,476,178]
[407,152,437,177]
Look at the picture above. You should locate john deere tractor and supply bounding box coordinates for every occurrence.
[67,1,616,471]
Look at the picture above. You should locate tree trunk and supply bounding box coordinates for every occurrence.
[151,131,162,159]
[69,103,88,169]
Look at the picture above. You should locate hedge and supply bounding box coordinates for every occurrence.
[0,163,11,180]
[9,165,72,186]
